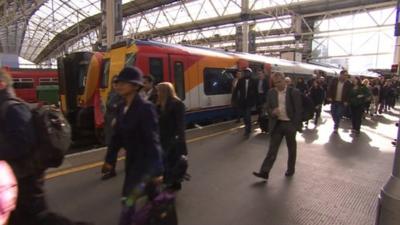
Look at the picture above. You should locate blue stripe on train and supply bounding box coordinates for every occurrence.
[185,106,237,125]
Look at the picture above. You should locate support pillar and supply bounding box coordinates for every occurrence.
[241,0,249,53]
[376,122,400,225]
[376,3,400,215]
[100,0,122,48]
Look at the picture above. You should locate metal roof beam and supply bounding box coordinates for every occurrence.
[34,0,180,63]
[34,0,395,63]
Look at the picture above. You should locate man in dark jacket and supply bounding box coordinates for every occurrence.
[139,75,158,104]
[233,67,257,138]
[256,70,269,132]
[326,70,353,133]
[253,72,303,180]
[0,70,38,225]
[0,70,92,225]
[103,66,164,225]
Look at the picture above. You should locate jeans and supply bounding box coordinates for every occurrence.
[331,102,345,129]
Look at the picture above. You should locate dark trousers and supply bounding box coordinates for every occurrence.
[331,102,345,129]
[260,121,297,175]
[351,105,364,132]
[8,173,47,225]
[314,106,322,124]
[241,107,252,134]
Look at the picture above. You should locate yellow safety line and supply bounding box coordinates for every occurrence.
[45,125,243,180]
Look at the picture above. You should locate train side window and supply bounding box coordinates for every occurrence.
[101,59,111,88]
[204,68,233,95]
[13,79,34,89]
[125,53,136,66]
[149,58,163,84]
[174,61,185,100]
[78,65,88,90]
[39,78,58,85]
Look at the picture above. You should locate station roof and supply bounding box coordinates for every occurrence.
[0,0,396,64]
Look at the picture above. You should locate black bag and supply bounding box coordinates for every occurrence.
[31,105,71,168]
[170,155,190,183]
[1,99,71,169]
[301,94,315,121]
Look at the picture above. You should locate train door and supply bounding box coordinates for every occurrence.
[168,54,189,107]
[135,53,168,84]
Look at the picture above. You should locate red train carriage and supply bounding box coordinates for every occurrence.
[2,67,58,103]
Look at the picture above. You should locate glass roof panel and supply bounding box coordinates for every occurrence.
[21,0,101,61]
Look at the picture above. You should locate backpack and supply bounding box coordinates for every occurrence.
[1,99,71,169]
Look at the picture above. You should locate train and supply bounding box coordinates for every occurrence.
[2,67,58,103]
[57,39,341,141]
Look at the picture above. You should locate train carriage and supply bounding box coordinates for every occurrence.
[2,67,58,103]
[58,39,340,141]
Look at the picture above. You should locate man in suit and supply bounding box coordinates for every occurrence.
[326,70,353,133]
[256,70,269,109]
[256,70,269,132]
[233,67,257,138]
[253,72,303,180]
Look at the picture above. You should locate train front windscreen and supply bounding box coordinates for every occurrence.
[57,52,92,114]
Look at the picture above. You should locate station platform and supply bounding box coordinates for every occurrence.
[44,106,399,225]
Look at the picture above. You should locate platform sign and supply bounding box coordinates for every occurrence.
[395,0,400,36]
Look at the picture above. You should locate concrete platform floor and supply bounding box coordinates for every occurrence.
[45,107,399,225]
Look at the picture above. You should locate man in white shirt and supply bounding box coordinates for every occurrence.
[326,70,352,133]
[139,75,157,104]
[253,72,303,180]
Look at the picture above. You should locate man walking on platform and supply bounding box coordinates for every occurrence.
[253,72,303,180]
[256,70,269,132]
[233,67,257,138]
[326,70,353,133]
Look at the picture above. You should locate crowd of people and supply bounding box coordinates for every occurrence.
[230,68,399,180]
[232,68,399,136]
[1,65,399,225]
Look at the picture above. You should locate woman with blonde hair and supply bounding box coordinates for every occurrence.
[156,82,188,191]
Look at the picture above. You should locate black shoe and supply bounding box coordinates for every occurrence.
[285,170,295,177]
[252,172,268,180]
[101,170,116,180]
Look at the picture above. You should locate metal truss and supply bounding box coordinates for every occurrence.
[8,0,396,64]
[0,0,46,54]
[20,0,101,62]
[67,0,397,63]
